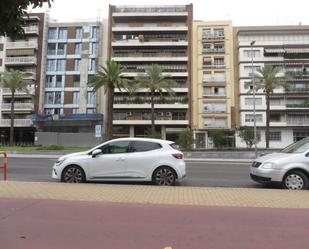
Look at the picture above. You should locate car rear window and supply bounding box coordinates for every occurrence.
[131,141,162,152]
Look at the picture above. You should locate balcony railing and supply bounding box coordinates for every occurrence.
[23,26,39,34]
[203,48,225,53]
[0,119,32,127]
[114,96,188,104]
[1,103,34,110]
[2,88,35,95]
[113,52,187,57]
[113,35,187,43]
[203,64,225,69]
[202,34,225,40]
[5,56,37,64]
[203,77,226,82]
[6,41,38,49]
[123,65,187,73]
[114,6,187,13]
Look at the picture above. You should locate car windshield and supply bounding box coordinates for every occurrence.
[281,137,309,153]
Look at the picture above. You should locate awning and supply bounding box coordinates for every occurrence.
[285,48,309,53]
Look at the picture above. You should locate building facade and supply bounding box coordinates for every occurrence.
[109,5,193,140]
[235,26,309,148]
[0,13,46,145]
[32,20,105,142]
[192,21,236,148]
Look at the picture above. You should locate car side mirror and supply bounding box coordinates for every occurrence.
[92,149,102,158]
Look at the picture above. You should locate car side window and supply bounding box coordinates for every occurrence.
[131,141,162,152]
[101,141,130,154]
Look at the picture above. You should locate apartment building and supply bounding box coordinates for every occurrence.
[109,5,193,140]
[0,13,46,145]
[235,26,309,148]
[31,20,106,145]
[192,21,235,148]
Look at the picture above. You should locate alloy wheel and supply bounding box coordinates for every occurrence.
[154,168,176,186]
[63,166,84,183]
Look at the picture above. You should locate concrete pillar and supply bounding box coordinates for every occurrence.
[129,126,134,137]
[161,125,166,140]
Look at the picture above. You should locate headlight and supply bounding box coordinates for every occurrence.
[55,158,66,166]
[261,162,276,169]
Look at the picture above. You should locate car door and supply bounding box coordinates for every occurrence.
[88,140,130,180]
[126,140,163,179]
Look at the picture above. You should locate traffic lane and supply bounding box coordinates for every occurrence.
[1,198,308,249]
[3,157,274,188]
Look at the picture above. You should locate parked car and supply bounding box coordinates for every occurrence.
[52,137,186,186]
[250,137,309,190]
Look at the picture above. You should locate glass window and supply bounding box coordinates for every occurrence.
[73,92,79,104]
[75,43,82,54]
[131,141,162,152]
[58,28,67,39]
[55,75,63,88]
[74,59,81,71]
[56,59,66,71]
[269,131,281,141]
[245,114,263,122]
[47,59,56,71]
[45,76,54,88]
[245,97,262,105]
[72,108,79,114]
[57,43,66,55]
[73,75,80,87]
[54,92,62,104]
[75,27,83,39]
[47,44,56,55]
[88,59,96,71]
[100,141,130,154]
[48,28,57,39]
[45,92,54,104]
[87,91,96,105]
[90,26,98,39]
[89,42,98,55]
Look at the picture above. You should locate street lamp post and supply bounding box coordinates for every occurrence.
[250,41,258,158]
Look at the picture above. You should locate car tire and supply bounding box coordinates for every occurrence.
[61,165,86,183]
[283,171,309,190]
[152,167,177,186]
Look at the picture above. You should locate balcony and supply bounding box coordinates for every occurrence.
[113,6,188,16]
[202,33,225,41]
[203,76,226,83]
[203,48,225,54]
[32,113,103,122]
[112,24,188,32]
[1,103,34,112]
[203,64,225,69]
[2,88,35,96]
[112,40,188,47]
[0,119,33,127]
[5,56,37,65]
[23,26,39,34]
[6,41,38,50]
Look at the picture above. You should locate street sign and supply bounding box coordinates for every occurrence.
[95,125,102,138]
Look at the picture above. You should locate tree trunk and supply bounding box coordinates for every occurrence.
[9,90,15,146]
[105,87,114,140]
[151,91,155,132]
[265,93,270,148]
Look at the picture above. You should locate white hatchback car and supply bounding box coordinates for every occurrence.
[52,138,186,186]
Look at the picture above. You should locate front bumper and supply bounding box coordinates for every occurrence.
[250,166,284,183]
[52,165,61,180]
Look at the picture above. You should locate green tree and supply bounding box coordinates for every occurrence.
[145,127,161,139]
[239,126,261,148]
[211,130,228,149]
[176,129,194,150]
[135,64,175,133]
[0,69,32,145]
[0,0,52,39]
[89,60,127,140]
[252,65,287,148]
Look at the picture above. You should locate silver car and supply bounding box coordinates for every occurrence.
[250,137,309,190]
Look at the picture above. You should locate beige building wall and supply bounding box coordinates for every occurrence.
[192,21,235,148]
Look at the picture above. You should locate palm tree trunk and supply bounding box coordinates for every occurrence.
[105,87,114,140]
[9,90,15,146]
[151,91,155,131]
[265,93,270,148]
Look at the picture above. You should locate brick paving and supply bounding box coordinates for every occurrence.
[0,181,308,209]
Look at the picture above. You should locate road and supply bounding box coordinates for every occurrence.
[1,157,264,188]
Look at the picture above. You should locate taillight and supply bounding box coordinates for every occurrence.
[172,153,183,159]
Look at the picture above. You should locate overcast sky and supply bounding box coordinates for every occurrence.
[31,0,309,26]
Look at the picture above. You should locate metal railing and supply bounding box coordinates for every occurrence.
[115,6,187,13]
[23,26,39,33]
[5,56,37,64]
[6,41,38,49]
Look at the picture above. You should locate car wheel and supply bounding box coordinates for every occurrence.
[283,171,309,190]
[61,165,86,183]
[153,167,176,186]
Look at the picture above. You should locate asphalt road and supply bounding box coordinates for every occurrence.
[2,157,264,188]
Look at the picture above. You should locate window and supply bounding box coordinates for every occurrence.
[214,87,225,96]
[244,66,261,76]
[47,44,56,55]
[55,75,63,88]
[75,43,82,54]
[87,91,96,105]
[74,59,81,71]
[90,26,98,39]
[73,92,79,104]
[54,92,62,104]
[202,44,211,53]
[100,141,130,154]
[244,81,253,90]
[203,103,212,113]
[48,28,57,39]
[56,59,66,71]
[45,92,54,104]
[72,108,79,114]
[57,43,66,55]
[243,50,260,58]
[245,114,263,122]
[131,141,162,152]
[73,75,80,87]
[214,103,226,112]
[214,29,224,37]
[45,76,54,88]
[89,42,98,55]
[58,28,67,39]
[75,27,82,39]
[245,97,262,105]
[202,28,211,37]
[214,58,224,66]
[88,59,96,71]
[47,59,56,71]
[269,131,281,141]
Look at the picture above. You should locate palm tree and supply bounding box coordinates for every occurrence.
[253,65,288,148]
[89,60,127,140]
[135,64,175,132]
[0,69,32,145]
